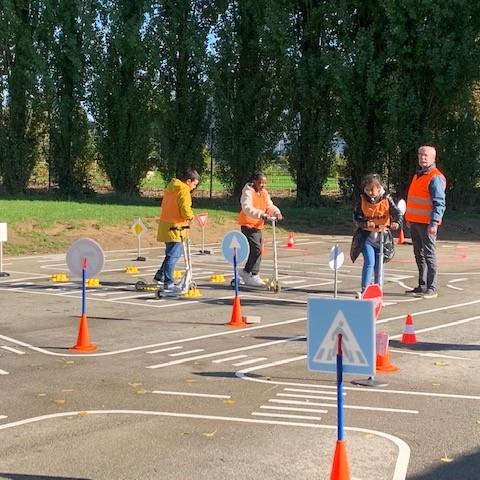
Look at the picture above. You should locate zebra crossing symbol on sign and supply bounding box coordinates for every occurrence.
[307,297,375,375]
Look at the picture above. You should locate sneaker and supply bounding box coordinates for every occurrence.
[238,269,251,284]
[422,289,438,299]
[248,274,266,287]
[153,271,164,284]
[407,286,425,295]
[163,283,183,294]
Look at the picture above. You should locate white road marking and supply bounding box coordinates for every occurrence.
[447,284,463,291]
[1,346,25,355]
[232,357,268,367]
[269,399,418,414]
[281,279,307,285]
[237,355,480,400]
[0,369,9,375]
[212,355,248,363]
[260,405,328,414]
[284,387,337,396]
[252,412,322,421]
[0,415,7,419]
[449,278,469,283]
[151,391,231,399]
[0,409,411,480]
[390,316,480,339]
[147,346,182,354]
[168,349,204,357]
[388,349,467,360]
[278,393,345,401]
[147,336,304,369]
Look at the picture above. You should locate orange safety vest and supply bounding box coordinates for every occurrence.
[160,190,189,226]
[238,189,269,229]
[360,195,391,231]
[405,167,444,225]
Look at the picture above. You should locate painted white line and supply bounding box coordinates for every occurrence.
[151,391,231,399]
[260,405,328,414]
[284,387,337,396]
[0,409,411,480]
[10,282,35,286]
[0,369,9,375]
[269,399,419,414]
[168,349,204,357]
[0,415,7,420]
[147,346,182,354]
[232,357,268,367]
[447,284,463,291]
[0,317,307,357]
[1,346,25,355]
[449,278,468,283]
[281,279,307,285]
[390,316,480,339]
[147,336,304,369]
[237,355,480,400]
[212,355,248,364]
[252,412,322,421]
[389,349,467,360]
[278,393,345,401]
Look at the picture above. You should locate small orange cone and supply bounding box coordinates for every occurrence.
[70,313,97,352]
[397,228,405,245]
[401,314,417,344]
[286,232,296,248]
[329,440,351,480]
[226,295,247,328]
[376,351,399,372]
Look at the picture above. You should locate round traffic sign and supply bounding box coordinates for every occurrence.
[328,245,344,271]
[397,199,406,214]
[221,231,250,265]
[66,238,105,278]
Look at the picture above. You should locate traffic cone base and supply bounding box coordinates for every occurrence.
[226,295,247,328]
[401,314,417,344]
[376,351,399,372]
[397,228,405,245]
[286,232,296,248]
[70,313,97,352]
[330,440,351,480]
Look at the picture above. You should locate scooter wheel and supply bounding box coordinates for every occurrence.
[135,280,147,291]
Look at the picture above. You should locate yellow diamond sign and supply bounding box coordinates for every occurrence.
[131,218,147,237]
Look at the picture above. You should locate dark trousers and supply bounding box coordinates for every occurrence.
[241,226,262,275]
[410,222,438,291]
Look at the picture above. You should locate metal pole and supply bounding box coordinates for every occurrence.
[82,258,87,316]
[201,226,205,254]
[272,220,278,284]
[333,244,338,298]
[337,333,344,441]
[233,247,239,296]
[137,236,141,260]
[0,241,3,273]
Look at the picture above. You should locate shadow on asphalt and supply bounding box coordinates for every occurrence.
[390,339,480,351]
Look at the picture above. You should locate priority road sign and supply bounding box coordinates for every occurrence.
[307,297,375,376]
[131,218,147,237]
[221,231,250,265]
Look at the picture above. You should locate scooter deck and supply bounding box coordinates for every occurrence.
[231,278,281,293]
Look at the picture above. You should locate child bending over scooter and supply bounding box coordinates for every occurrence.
[238,171,283,287]
[350,173,403,292]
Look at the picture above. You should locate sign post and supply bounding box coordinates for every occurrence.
[196,212,211,254]
[131,218,147,261]
[0,223,9,277]
[328,245,344,298]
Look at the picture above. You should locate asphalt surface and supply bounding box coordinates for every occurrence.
[0,231,479,480]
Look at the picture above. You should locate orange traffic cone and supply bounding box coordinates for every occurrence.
[70,313,97,352]
[397,228,405,245]
[286,232,296,248]
[226,295,247,328]
[376,351,399,372]
[401,314,417,344]
[329,440,351,480]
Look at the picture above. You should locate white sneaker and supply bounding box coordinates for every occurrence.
[163,284,183,294]
[248,274,265,287]
[238,269,251,284]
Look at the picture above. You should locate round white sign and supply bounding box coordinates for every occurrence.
[397,199,406,214]
[66,238,105,278]
[328,245,344,271]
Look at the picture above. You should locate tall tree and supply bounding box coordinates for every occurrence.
[91,0,152,195]
[283,0,338,205]
[212,0,284,197]
[39,0,95,195]
[0,0,41,193]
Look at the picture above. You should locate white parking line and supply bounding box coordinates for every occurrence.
[151,391,230,399]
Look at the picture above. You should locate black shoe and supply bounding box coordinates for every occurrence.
[153,272,164,283]
[406,286,425,295]
[422,289,438,299]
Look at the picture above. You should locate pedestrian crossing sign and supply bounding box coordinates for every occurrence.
[307,297,375,375]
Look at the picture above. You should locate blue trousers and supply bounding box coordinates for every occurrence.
[361,241,380,290]
[157,242,183,287]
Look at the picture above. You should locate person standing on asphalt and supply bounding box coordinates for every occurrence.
[153,169,200,293]
[405,145,446,299]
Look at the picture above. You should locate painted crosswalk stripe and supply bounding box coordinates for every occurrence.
[1,346,25,355]
[252,412,322,421]
[260,405,328,414]
[168,349,204,357]
[152,391,230,399]
[283,387,337,396]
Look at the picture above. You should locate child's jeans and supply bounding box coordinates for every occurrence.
[361,241,380,290]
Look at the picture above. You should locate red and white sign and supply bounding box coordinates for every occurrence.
[196,212,208,228]
[362,283,383,319]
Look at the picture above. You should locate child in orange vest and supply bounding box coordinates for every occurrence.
[350,173,402,291]
[238,172,283,287]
